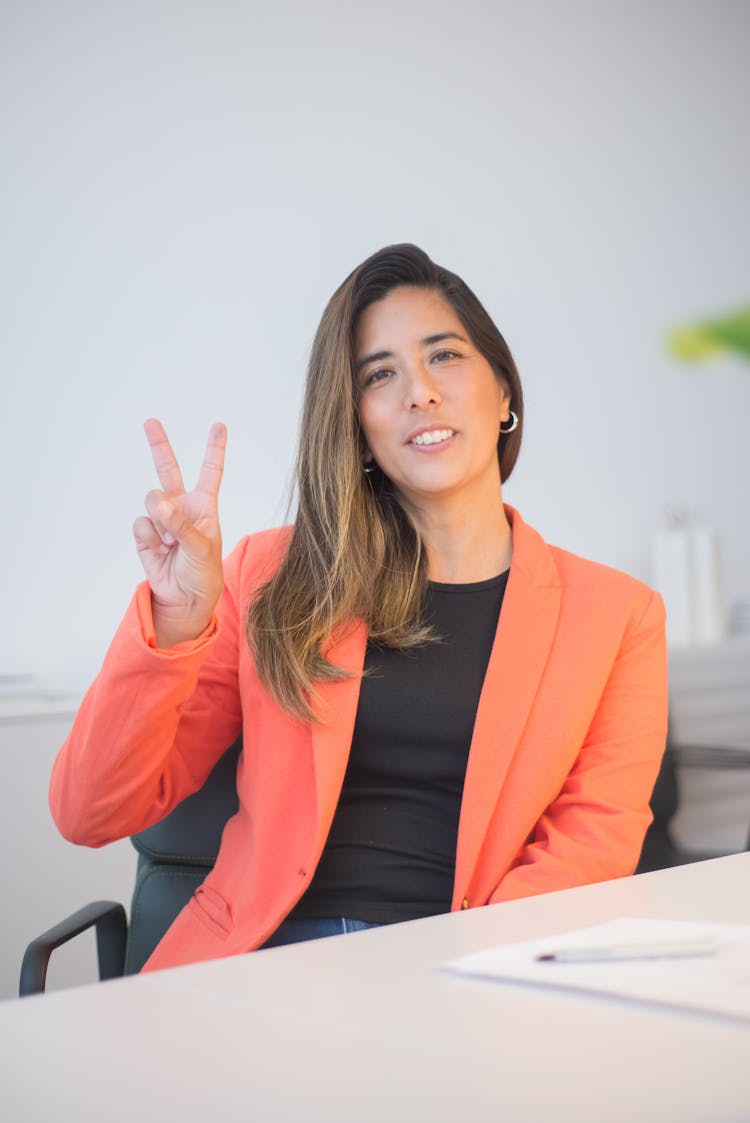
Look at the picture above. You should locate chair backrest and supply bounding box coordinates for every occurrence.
[636,742,680,873]
[125,738,242,973]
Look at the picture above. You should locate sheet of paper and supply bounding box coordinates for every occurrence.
[442,917,750,1023]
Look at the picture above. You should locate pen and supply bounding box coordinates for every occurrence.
[535,939,718,964]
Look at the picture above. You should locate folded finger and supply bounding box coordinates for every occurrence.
[144,418,185,498]
[144,490,177,546]
[133,515,172,556]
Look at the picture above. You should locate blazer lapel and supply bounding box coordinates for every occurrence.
[454,507,562,895]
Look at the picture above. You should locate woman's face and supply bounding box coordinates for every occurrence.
[355,285,511,514]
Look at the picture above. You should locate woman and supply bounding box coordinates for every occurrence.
[50,244,668,971]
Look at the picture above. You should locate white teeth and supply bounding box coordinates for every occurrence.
[412,429,454,446]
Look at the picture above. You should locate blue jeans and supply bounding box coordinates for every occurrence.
[261,916,381,949]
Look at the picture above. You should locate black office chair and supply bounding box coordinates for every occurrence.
[22,733,728,994]
[20,737,242,997]
[634,737,746,873]
[636,742,684,873]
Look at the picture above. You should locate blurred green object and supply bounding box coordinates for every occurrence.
[669,306,750,362]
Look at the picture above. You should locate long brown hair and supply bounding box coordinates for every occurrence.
[247,244,524,720]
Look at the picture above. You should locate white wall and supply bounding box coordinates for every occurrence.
[2,0,749,692]
[0,713,134,1001]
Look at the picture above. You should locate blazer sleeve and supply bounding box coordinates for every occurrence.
[489,588,668,903]
[49,542,246,848]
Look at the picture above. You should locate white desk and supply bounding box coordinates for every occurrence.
[4,854,749,1123]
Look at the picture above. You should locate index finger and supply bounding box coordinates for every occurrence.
[194,421,227,499]
[143,418,185,498]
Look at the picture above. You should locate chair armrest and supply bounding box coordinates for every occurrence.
[20,900,128,997]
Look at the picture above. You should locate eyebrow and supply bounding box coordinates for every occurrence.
[355,332,470,373]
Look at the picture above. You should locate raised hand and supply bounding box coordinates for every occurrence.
[133,419,227,648]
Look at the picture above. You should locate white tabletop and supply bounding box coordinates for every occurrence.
[4,853,750,1123]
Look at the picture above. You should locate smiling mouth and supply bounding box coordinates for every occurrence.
[410,428,456,447]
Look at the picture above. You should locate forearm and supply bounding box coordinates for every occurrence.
[50,583,240,846]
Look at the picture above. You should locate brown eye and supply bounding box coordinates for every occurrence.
[363,368,393,388]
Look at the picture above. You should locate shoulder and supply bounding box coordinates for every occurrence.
[508,505,663,629]
[550,543,650,597]
[223,526,294,593]
[551,544,664,631]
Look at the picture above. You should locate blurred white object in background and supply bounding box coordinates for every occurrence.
[691,526,727,646]
[652,520,693,647]
[651,512,726,649]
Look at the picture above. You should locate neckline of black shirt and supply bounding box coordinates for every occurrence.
[427,568,509,594]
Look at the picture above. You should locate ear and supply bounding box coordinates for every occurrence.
[497,381,512,424]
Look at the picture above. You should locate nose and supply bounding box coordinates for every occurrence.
[403,362,442,411]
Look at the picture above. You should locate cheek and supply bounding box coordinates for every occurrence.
[466,377,506,420]
[358,398,389,449]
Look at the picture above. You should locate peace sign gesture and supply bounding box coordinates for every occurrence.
[133,419,227,648]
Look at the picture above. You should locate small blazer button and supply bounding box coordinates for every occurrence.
[461,897,470,910]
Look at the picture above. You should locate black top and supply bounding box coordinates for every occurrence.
[290,570,509,924]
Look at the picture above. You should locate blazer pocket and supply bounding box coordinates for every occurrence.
[188,884,234,940]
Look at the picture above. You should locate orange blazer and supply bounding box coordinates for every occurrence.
[50,506,668,973]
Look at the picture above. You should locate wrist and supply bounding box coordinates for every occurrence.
[150,598,217,650]
[152,619,214,650]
